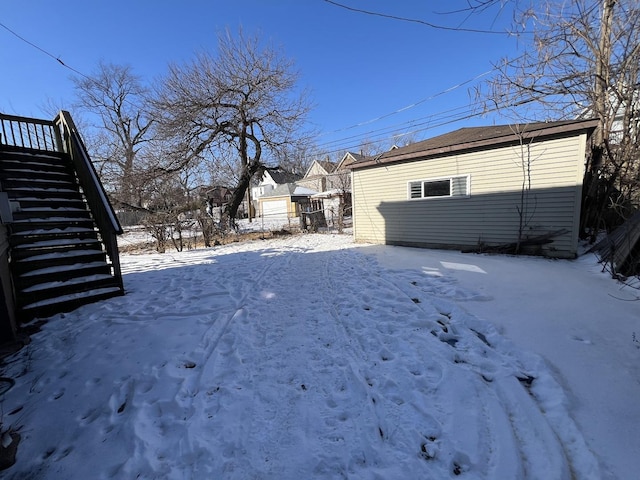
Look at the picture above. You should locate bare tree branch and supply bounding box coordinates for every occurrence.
[152,28,313,226]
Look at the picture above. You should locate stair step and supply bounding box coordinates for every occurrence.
[10,227,98,246]
[12,198,86,210]
[9,218,96,234]
[12,249,108,274]
[19,286,124,321]
[14,261,111,292]
[0,168,74,183]
[2,186,81,199]
[16,275,118,309]
[12,207,91,221]
[0,177,78,191]
[0,150,68,166]
[0,158,71,173]
[15,262,113,289]
[11,239,104,261]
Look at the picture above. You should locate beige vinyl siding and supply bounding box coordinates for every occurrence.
[352,133,587,258]
[306,162,327,177]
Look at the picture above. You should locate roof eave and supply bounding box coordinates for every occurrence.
[351,119,599,170]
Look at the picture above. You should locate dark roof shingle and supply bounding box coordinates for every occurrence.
[351,119,599,169]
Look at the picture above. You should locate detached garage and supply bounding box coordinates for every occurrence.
[350,119,599,258]
[258,183,318,221]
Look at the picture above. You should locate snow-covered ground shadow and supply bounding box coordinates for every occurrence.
[1,234,602,479]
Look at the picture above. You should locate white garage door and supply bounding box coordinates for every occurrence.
[261,199,288,221]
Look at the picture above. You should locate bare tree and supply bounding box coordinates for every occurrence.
[152,29,312,228]
[326,168,352,233]
[72,62,154,209]
[277,143,314,177]
[478,0,640,237]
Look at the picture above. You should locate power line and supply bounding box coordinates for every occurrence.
[0,18,535,160]
[0,20,91,81]
[316,69,494,139]
[314,94,544,157]
[316,106,485,157]
[315,104,476,151]
[323,0,510,34]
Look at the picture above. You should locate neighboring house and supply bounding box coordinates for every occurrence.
[201,185,234,207]
[308,152,368,224]
[578,86,639,144]
[250,167,303,220]
[196,185,236,221]
[258,183,318,221]
[298,159,336,192]
[326,151,367,192]
[251,167,302,200]
[350,119,599,258]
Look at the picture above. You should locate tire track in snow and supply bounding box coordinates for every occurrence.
[101,237,305,478]
[164,235,304,478]
[106,235,587,478]
[179,236,394,477]
[318,247,575,478]
[320,247,462,476]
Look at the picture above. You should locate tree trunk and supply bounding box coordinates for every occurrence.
[594,0,616,148]
[223,160,264,229]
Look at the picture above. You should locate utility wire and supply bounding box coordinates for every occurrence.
[317,69,494,138]
[315,104,475,150]
[0,18,531,159]
[0,20,91,81]
[323,0,510,34]
[1,16,498,153]
[317,94,542,158]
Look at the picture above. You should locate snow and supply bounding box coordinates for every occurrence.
[1,232,638,479]
[20,261,109,277]
[293,185,319,195]
[21,273,114,293]
[13,238,100,249]
[17,249,104,262]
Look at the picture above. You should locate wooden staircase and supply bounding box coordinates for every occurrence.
[0,112,124,325]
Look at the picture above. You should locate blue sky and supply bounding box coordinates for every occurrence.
[1,1,525,157]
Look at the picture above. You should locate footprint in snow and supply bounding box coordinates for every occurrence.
[109,377,135,418]
[48,389,65,401]
[571,335,593,345]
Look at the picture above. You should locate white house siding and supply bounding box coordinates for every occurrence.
[352,133,588,258]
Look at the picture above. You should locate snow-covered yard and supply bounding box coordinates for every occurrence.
[1,231,638,479]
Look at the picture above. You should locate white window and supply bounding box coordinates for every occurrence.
[408,174,470,199]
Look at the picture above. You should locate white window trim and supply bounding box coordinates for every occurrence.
[407,174,471,200]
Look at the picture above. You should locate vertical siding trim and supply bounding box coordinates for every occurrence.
[569,132,588,254]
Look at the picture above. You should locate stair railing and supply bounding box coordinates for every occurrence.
[0,113,62,151]
[1,111,124,293]
[54,111,124,292]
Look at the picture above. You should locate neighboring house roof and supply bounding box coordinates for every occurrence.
[260,183,318,198]
[264,167,302,185]
[337,151,368,170]
[198,185,234,201]
[303,159,336,178]
[351,119,600,170]
[311,189,344,199]
[302,160,336,180]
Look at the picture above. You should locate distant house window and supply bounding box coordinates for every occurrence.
[408,175,470,199]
